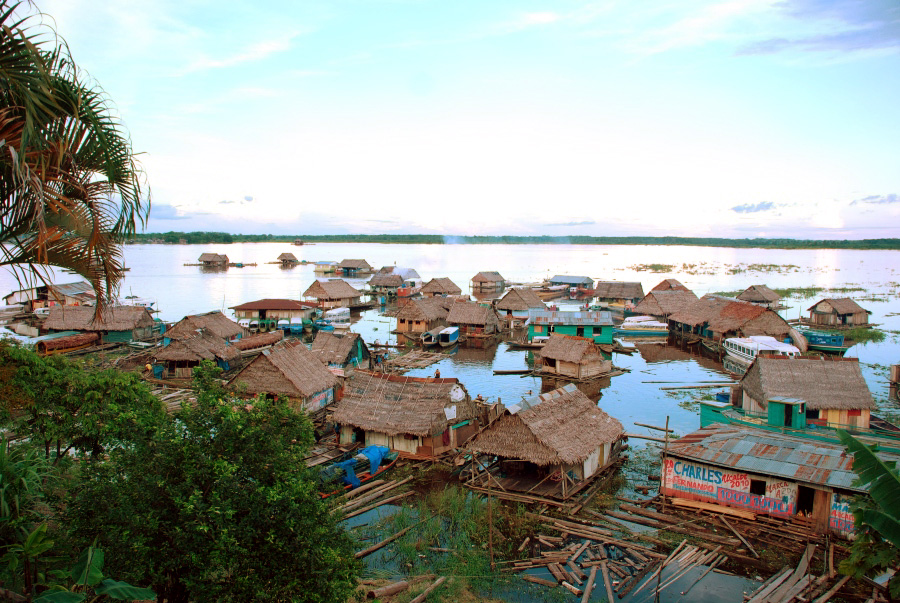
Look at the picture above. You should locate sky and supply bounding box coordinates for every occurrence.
[31,0,900,238]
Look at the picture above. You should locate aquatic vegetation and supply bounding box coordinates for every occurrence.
[771,286,826,299]
[846,327,886,344]
[629,263,676,273]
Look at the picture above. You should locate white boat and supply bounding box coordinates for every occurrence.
[614,315,669,336]
[723,336,800,367]
[323,307,351,330]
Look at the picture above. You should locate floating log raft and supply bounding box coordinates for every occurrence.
[383,350,448,370]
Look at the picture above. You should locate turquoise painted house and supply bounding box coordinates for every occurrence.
[525,310,614,345]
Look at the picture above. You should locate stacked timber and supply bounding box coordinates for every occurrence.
[335,477,415,523]
[745,544,853,603]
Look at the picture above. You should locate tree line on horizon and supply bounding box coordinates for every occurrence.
[130,231,900,250]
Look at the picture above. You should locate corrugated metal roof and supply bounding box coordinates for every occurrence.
[526,310,614,326]
[549,275,593,285]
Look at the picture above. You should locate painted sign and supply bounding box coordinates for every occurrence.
[829,493,856,535]
[304,388,333,412]
[717,487,794,516]
[765,480,798,507]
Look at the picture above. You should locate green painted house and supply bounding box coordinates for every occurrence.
[525,310,615,345]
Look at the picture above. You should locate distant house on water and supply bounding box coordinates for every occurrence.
[807,298,871,328]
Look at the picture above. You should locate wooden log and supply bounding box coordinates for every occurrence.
[569,540,591,564]
[619,561,658,599]
[669,497,756,520]
[680,554,726,596]
[366,581,409,599]
[547,563,568,584]
[343,491,415,519]
[581,566,598,603]
[633,422,675,432]
[340,477,413,511]
[409,576,446,603]
[747,567,795,603]
[354,525,415,559]
[344,478,387,500]
[521,574,558,588]
[767,543,816,602]
[600,560,616,603]
[720,515,760,558]
[623,433,668,443]
[517,536,531,552]
[567,560,587,582]
[812,575,851,603]
[561,581,583,596]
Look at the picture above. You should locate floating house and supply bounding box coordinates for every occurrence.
[494,287,547,328]
[3,281,95,312]
[465,384,625,500]
[165,311,248,344]
[394,297,452,343]
[420,277,463,298]
[737,284,781,309]
[336,259,373,278]
[651,278,691,292]
[277,252,299,265]
[807,298,871,328]
[632,289,698,321]
[230,299,316,332]
[228,342,338,413]
[447,301,501,338]
[331,371,480,457]
[668,295,794,344]
[43,305,154,343]
[303,279,363,309]
[471,271,505,293]
[311,331,371,371]
[367,273,404,296]
[314,261,337,274]
[525,310,615,345]
[537,334,612,379]
[153,329,242,378]
[592,282,645,308]
[548,275,594,291]
[198,253,228,267]
[661,423,900,536]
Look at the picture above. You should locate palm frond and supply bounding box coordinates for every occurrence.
[837,430,900,548]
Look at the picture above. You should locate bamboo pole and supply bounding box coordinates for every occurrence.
[661,415,670,514]
[719,515,759,558]
[344,478,387,499]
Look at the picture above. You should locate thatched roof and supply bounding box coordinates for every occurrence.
[231,330,283,351]
[593,282,644,300]
[153,330,241,364]
[472,271,504,283]
[420,277,462,296]
[737,285,780,303]
[311,331,367,365]
[198,253,227,263]
[337,259,371,270]
[669,295,791,337]
[368,273,404,287]
[741,356,874,410]
[808,298,870,315]
[495,288,547,312]
[468,384,623,466]
[651,279,690,292]
[538,334,604,365]
[229,299,314,312]
[395,297,452,321]
[447,301,500,328]
[632,290,698,318]
[330,371,471,437]
[44,305,154,332]
[166,311,248,341]
[278,252,298,262]
[228,342,337,398]
[303,279,361,300]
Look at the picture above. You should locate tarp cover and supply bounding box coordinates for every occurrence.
[333,458,360,488]
[358,445,389,477]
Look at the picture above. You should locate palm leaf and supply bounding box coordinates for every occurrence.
[837,430,900,548]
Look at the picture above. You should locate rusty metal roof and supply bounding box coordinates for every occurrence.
[667,424,900,493]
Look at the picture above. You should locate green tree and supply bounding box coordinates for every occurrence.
[837,430,900,600]
[0,0,149,312]
[64,362,359,603]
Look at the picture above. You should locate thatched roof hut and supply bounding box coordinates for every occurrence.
[396,297,452,322]
[277,252,299,263]
[632,290,698,319]
[44,305,154,337]
[311,331,370,368]
[593,282,644,302]
[468,384,623,466]
[495,288,546,312]
[228,342,338,405]
[368,273,404,288]
[420,277,462,296]
[153,330,241,366]
[651,279,690,292]
[166,311,248,341]
[472,271,504,283]
[807,298,871,327]
[447,301,500,331]
[538,334,611,375]
[303,279,361,301]
[337,259,372,271]
[737,284,780,305]
[741,356,874,411]
[198,253,228,265]
[669,295,792,340]
[331,371,472,437]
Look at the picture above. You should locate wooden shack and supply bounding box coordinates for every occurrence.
[420,277,462,298]
[165,311,248,344]
[548,275,594,290]
[537,334,612,379]
[311,331,371,371]
[228,342,338,413]
[737,284,781,309]
[447,300,500,337]
[4,281,95,311]
[331,371,479,458]
[471,271,505,293]
[394,297,452,343]
[807,298,870,327]
[198,253,228,267]
[494,287,546,328]
[337,259,372,277]
[526,310,615,345]
[153,330,242,378]
[465,384,624,500]
[303,279,362,309]
[367,273,404,296]
[277,252,299,265]
[43,305,155,343]
[592,282,644,308]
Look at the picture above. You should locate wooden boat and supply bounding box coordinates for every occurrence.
[438,326,459,347]
[724,335,800,367]
[319,446,400,498]
[803,330,850,353]
[304,442,360,468]
[505,341,546,350]
[421,327,442,347]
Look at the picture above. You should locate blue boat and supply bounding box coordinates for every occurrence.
[438,326,459,347]
[803,330,849,353]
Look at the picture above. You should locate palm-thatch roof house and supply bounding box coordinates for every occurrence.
[230,299,316,333]
[632,289,698,321]
[420,277,462,298]
[44,305,155,343]
[228,342,339,413]
[465,384,625,499]
[494,287,546,328]
[447,300,500,337]
[303,279,362,309]
[277,252,299,265]
[198,253,228,267]
[394,297,452,343]
[311,331,371,371]
[368,273,404,295]
[807,298,871,327]
[164,311,248,344]
[668,295,793,344]
[737,284,781,309]
[651,278,690,292]
[337,259,372,277]
[592,282,645,308]
[331,370,479,457]
[737,356,875,429]
[152,330,242,378]
[471,271,505,293]
[537,334,612,379]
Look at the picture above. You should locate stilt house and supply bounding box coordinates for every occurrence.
[368,273,404,296]
[277,252,299,265]
[537,334,612,379]
[420,277,462,298]
[337,259,372,277]
[668,295,793,343]
[807,298,871,327]
[632,289,698,321]
[303,279,362,309]
[525,310,615,344]
[592,282,645,308]
[43,305,155,343]
[548,275,594,290]
[447,301,501,337]
[465,384,625,499]
[230,299,316,332]
[651,279,690,292]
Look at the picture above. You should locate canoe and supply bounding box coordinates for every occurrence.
[319,446,400,498]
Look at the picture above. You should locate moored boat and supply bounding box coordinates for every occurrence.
[614,315,669,336]
[803,330,850,354]
[421,326,442,347]
[438,326,459,347]
[319,445,400,497]
[324,307,351,330]
[723,335,800,367]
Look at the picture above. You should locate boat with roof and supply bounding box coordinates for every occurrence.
[614,315,669,336]
[723,335,800,368]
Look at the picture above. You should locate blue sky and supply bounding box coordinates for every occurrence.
[35,0,900,238]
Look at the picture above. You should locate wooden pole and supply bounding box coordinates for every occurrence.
[488,463,494,569]
[354,524,415,559]
[409,576,447,603]
[581,566,598,603]
[661,416,670,514]
[366,581,409,599]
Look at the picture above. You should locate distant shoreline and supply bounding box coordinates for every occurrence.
[128,232,900,250]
